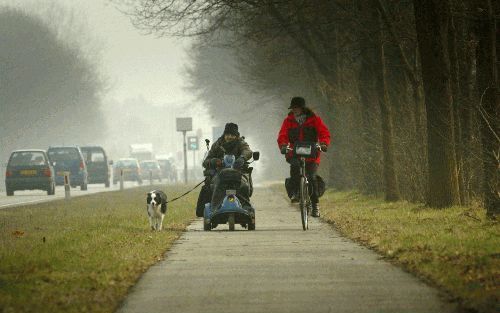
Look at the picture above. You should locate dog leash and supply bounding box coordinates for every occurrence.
[165,179,205,204]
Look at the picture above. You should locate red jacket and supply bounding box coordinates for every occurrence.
[277,112,331,164]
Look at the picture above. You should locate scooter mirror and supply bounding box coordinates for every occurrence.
[252,151,260,161]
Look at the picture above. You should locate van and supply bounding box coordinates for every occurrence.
[81,146,112,188]
[47,146,88,190]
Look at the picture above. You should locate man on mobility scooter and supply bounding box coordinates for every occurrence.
[195,123,259,231]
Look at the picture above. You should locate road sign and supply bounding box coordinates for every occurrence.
[187,136,199,151]
[176,117,193,184]
[176,118,193,132]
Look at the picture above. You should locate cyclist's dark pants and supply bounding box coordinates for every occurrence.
[288,158,319,204]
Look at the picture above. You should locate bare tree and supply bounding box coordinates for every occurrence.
[414,0,461,207]
[475,0,499,218]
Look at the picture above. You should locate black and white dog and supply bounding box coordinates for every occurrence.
[146,190,168,231]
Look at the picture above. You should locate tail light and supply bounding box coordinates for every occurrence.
[43,167,51,177]
[80,161,85,170]
[5,170,12,177]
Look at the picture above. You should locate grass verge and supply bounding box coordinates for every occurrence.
[320,190,499,313]
[0,184,197,313]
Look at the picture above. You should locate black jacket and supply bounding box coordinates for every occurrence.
[203,137,252,168]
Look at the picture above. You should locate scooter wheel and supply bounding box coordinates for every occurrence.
[228,214,235,231]
[248,222,255,231]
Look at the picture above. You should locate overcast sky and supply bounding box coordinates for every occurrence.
[1,0,195,106]
[0,0,218,165]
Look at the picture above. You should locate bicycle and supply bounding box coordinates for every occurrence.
[282,141,325,231]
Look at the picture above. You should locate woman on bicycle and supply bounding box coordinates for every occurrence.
[277,96,331,217]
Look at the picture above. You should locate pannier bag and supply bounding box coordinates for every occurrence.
[316,175,326,197]
[285,177,294,199]
[285,175,326,199]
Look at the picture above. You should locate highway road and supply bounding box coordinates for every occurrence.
[0,180,160,209]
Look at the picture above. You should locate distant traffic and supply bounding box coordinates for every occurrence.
[4,144,178,196]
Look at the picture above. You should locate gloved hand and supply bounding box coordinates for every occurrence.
[209,158,222,169]
[319,143,328,152]
[280,145,288,155]
[233,157,246,169]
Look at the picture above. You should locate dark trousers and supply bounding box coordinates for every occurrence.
[211,173,251,208]
[196,176,214,217]
[288,159,319,204]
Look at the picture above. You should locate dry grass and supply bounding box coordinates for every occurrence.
[0,184,197,313]
[320,190,499,313]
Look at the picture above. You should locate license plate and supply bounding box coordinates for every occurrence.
[226,189,236,195]
[20,170,37,176]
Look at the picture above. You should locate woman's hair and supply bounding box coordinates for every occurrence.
[303,107,315,116]
[290,107,315,116]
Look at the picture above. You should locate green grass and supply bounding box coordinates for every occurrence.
[320,190,499,313]
[0,185,197,313]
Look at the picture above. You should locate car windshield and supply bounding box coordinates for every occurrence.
[140,162,157,169]
[9,151,46,166]
[48,148,80,162]
[158,160,171,168]
[82,149,105,163]
[116,160,137,168]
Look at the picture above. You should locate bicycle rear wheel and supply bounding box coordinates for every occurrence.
[299,176,308,231]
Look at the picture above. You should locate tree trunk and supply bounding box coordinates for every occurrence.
[456,2,475,205]
[358,44,382,195]
[476,0,500,218]
[375,11,400,201]
[448,13,465,205]
[414,0,460,207]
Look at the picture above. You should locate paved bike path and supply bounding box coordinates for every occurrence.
[118,187,456,313]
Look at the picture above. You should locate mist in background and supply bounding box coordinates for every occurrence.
[0,0,288,190]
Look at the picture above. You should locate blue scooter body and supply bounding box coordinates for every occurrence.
[204,193,255,230]
[203,154,257,231]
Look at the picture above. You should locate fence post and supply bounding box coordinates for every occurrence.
[120,169,124,190]
[64,172,70,200]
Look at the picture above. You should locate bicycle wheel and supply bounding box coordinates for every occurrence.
[299,176,308,231]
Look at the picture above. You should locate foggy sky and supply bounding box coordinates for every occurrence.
[0,0,218,162]
[1,0,194,105]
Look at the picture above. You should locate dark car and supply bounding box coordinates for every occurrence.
[5,149,55,196]
[113,158,142,185]
[81,146,112,188]
[47,146,88,190]
[139,160,162,181]
[157,157,178,182]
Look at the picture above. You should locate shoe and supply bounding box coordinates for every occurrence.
[290,193,299,203]
[311,203,320,217]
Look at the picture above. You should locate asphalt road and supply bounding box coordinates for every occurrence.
[0,180,159,209]
[118,187,457,313]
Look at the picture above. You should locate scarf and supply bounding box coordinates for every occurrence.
[294,113,306,125]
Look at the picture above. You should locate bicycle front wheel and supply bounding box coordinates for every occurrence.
[299,176,308,231]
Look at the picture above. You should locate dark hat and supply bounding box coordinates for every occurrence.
[223,122,239,136]
[288,96,306,109]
